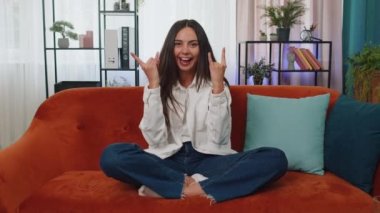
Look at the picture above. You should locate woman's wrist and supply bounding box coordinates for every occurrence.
[148,81,160,89]
[212,82,224,94]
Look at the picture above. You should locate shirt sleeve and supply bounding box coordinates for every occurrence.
[139,85,168,147]
[206,86,232,145]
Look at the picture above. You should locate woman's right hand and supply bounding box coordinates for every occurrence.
[131,52,160,89]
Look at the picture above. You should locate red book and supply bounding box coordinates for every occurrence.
[296,48,312,70]
[290,47,307,70]
[304,48,323,70]
[300,48,320,70]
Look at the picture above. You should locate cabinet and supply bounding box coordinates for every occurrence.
[42,0,139,98]
[237,40,332,87]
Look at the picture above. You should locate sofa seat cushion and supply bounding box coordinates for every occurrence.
[20,171,373,213]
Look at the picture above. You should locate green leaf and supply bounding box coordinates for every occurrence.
[49,20,77,40]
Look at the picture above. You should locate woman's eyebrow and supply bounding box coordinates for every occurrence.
[174,39,198,42]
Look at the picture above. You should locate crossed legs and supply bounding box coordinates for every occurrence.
[100,143,287,202]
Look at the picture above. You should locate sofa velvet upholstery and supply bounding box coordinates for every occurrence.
[0,85,376,213]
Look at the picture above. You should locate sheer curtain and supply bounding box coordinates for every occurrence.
[237,0,343,92]
[0,0,45,149]
[0,0,102,149]
[0,0,237,149]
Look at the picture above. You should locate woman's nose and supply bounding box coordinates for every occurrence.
[181,44,190,53]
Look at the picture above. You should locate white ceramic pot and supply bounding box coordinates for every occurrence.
[260,35,267,41]
[270,34,278,41]
[58,38,69,48]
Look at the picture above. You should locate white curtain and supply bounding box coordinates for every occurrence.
[0,0,45,149]
[0,0,237,148]
[0,0,103,149]
[237,0,343,92]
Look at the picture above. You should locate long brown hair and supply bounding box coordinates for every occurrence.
[158,19,226,127]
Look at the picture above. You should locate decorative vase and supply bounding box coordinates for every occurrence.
[58,38,69,48]
[287,52,296,70]
[270,34,278,41]
[277,28,290,41]
[121,0,130,11]
[83,31,93,48]
[114,1,120,10]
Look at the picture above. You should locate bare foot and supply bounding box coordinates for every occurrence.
[184,176,196,187]
[138,186,162,198]
[183,177,206,197]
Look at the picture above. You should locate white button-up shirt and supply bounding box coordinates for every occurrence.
[139,79,237,159]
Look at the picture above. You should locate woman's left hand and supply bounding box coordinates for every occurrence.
[208,48,226,94]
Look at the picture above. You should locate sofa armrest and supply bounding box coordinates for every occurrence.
[0,87,146,212]
[0,119,65,212]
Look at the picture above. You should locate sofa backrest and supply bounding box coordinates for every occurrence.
[33,85,339,170]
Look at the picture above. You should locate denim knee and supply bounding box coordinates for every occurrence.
[247,147,288,175]
[99,143,138,177]
[267,147,288,175]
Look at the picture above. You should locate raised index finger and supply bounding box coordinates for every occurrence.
[221,47,226,65]
[130,52,144,66]
[208,52,213,64]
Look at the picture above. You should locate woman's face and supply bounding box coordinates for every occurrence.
[174,27,200,75]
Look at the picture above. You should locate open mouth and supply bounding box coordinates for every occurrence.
[179,57,193,66]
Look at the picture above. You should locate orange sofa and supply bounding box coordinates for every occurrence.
[0,85,377,213]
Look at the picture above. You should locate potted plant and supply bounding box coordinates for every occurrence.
[346,44,380,102]
[49,20,78,48]
[247,58,274,85]
[260,0,306,41]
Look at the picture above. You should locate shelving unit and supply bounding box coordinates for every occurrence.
[42,0,139,98]
[237,39,332,87]
[98,0,139,89]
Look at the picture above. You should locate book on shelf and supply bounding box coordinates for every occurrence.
[119,26,135,69]
[290,47,305,70]
[290,47,323,70]
[300,48,320,70]
[296,48,313,70]
[290,47,311,70]
[303,48,323,70]
[104,29,119,69]
[120,27,130,69]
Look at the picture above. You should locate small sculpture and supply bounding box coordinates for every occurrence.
[287,51,296,70]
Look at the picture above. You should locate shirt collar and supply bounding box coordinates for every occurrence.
[174,76,197,90]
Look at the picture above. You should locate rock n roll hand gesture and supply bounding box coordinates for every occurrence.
[130,52,160,89]
[208,48,226,94]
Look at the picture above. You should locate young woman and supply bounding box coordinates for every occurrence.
[100,19,287,203]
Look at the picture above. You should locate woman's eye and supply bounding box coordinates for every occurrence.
[174,42,182,46]
[190,43,198,47]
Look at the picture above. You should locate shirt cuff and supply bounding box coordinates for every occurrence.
[210,89,228,106]
[143,85,160,103]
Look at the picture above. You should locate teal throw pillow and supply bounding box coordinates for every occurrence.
[324,95,380,193]
[244,93,330,175]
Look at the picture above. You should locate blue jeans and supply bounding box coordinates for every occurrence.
[100,142,287,202]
